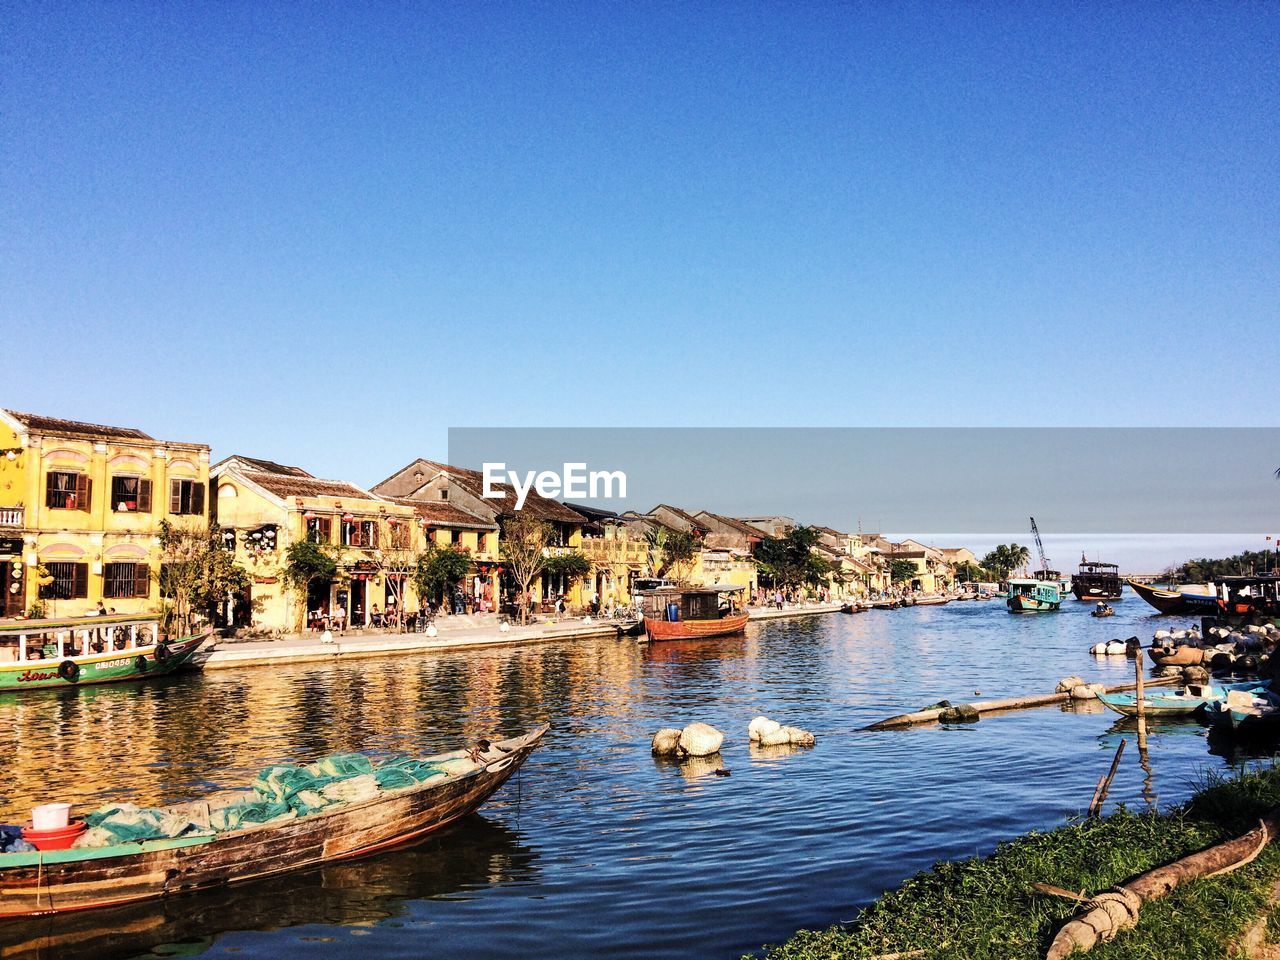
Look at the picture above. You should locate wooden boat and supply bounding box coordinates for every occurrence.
[0,726,547,918]
[1097,681,1266,718]
[1091,605,1116,618]
[910,595,952,606]
[1072,557,1123,601]
[1147,644,1205,667]
[1128,579,1219,616]
[868,598,901,610]
[0,615,207,692]
[1204,689,1280,733]
[839,602,867,614]
[1006,578,1061,613]
[638,586,748,642]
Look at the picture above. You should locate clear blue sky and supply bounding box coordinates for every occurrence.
[3,3,1277,485]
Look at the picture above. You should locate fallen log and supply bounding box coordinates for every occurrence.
[864,678,1180,731]
[1044,807,1280,959]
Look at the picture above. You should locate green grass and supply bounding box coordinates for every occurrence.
[754,765,1280,960]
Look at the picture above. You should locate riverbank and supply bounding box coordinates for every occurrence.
[200,602,844,669]
[754,764,1280,960]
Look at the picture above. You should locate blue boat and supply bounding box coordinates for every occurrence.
[1006,578,1061,613]
[1097,680,1268,718]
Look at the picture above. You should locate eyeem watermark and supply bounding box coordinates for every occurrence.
[483,462,628,510]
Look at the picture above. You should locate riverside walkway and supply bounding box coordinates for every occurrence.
[199,602,844,670]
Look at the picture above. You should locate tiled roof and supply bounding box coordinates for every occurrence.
[242,470,377,502]
[401,459,587,524]
[393,498,497,530]
[696,511,765,538]
[226,455,313,477]
[4,409,153,442]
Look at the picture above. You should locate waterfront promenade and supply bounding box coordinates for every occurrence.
[200,602,844,669]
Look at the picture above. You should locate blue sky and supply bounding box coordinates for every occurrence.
[3,2,1278,499]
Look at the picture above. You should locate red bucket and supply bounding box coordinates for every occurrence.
[22,819,87,851]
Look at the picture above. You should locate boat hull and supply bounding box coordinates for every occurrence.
[1148,645,1205,667]
[1127,579,1218,616]
[1007,595,1060,613]
[0,727,546,918]
[0,632,208,692]
[643,613,749,642]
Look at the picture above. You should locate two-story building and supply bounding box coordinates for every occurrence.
[211,455,420,631]
[373,459,589,612]
[0,409,211,619]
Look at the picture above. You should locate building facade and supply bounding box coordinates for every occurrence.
[0,409,210,619]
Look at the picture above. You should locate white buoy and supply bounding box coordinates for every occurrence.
[499,621,510,633]
[426,624,438,637]
[321,630,334,644]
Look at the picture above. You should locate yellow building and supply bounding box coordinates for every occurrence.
[373,459,589,613]
[211,456,420,632]
[0,409,210,619]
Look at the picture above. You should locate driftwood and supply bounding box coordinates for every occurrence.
[1044,807,1280,959]
[1087,739,1127,817]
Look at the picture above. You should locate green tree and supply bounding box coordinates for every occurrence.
[413,544,473,609]
[755,527,831,589]
[889,558,918,584]
[501,515,552,624]
[952,560,985,583]
[158,520,252,635]
[282,539,339,623]
[544,551,591,584]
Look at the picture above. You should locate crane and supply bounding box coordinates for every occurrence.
[1030,516,1050,576]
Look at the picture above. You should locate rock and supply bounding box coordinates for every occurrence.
[678,723,724,757]
[1182,665,1211,685]
[651,728,682,756]
[759,726,792,747]
[1056,676,1086,694]
[781,726,816,747]
[748,716,781,742]
[939,704,980,723]
[1070,683,1105,700]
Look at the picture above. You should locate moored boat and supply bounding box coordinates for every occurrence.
[0,726,547,918]
[909,595,952,606]
[1147,644,1206,667]
[1128,579,1219,616]
[1072,556,1123,601]
[0,615,207,692]
[1097,681,1267,718]
[839,602,867,614]
[1006,578,1062,613]
[638,585,748,642]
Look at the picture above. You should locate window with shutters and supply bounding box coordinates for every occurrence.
[389,522,410,550]
[169,479,206,516]
[307,516,332,544]
[341,519,378,548]
[46,471,91,511]
[40,562,89,599]
[104,562,150,598]
[111,476,153,513]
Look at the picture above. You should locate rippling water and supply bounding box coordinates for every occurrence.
[0,598,1234,959]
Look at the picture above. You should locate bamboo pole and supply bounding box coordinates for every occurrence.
[1088,738,1126,817]
[1134,655,1148,751]
[864,677,1180,731]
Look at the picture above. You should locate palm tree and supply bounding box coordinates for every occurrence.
[1008,543,1031,576]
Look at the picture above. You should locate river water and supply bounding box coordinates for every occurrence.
[0,598,1235,959]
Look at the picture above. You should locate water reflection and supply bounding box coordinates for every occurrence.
[2,816,536,960]
[0,597,1240,960]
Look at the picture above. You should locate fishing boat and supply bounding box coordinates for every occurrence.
[0,726,547,918]
[868,598,901,610]
[1091,604,1116,618]
[1128,579,1219,616]
[0,615,207,692]
[839,602,867,614]
[1006,578,1062,613]
[1203,688,1280,733]
[1072,556,1123,601]
[1097,681,1267,719]
[637,585,748,642]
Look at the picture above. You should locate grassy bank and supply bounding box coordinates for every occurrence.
[756,766,1280,960]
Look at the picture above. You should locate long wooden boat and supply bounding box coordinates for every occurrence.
[638,585,748,642]
[0,726,547,918]
[909,595,952,606]
[1127,579,1218,616]
[0,615,207,692]
[1097,681,1266,718]
[868,598,901,610]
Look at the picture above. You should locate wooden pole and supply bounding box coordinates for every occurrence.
[1135,654,1148,751]
[1089,738,1127,817]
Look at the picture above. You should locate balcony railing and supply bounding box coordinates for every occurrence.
[0,507,23,528]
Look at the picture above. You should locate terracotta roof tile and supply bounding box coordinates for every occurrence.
[5,409,153,442]
[243,470,377,501]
